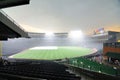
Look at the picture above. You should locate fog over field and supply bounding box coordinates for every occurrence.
[2,37,103,56]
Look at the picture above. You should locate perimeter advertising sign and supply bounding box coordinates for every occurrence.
[93,28,105,35]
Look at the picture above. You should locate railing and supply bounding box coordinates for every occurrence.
[0,9,25,32]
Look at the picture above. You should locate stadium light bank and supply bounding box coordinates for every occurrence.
[69,30,84,40]
[45,32,55,39]
[45,31,55,37]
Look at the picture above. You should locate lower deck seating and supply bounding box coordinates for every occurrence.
[0,60,81,80]
[68,57,120,76]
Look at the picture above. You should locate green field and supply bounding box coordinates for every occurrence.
[9,46,93,60]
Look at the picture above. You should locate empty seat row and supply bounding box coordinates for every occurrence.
[0,60,81,80]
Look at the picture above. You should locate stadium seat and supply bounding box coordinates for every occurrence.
[68,57,120,76]
[0,60,81,80]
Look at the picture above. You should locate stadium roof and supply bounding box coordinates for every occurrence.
[0,10,29,40]
[0,0,30,40]
[0,0,30,9]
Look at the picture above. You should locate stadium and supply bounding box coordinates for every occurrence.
[0,0,120,80]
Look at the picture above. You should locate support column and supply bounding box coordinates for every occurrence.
[0,41,2,57]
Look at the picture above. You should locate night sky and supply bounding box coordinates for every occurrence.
[3,0,120,34]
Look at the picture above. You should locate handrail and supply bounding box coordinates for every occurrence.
[0,9,25,32]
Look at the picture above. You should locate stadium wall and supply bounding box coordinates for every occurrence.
[103,42,120,60]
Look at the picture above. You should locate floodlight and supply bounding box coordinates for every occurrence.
[69,30,84,39]
[45,32,54,36]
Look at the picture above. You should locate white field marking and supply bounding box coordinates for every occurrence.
[30,46,58,50]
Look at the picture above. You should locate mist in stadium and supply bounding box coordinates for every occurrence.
[0,0,120,80]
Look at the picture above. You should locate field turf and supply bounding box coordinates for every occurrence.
[9,46,93,60]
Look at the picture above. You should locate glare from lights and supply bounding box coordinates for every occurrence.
[69,30,84,39]
[45,32,54,36]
